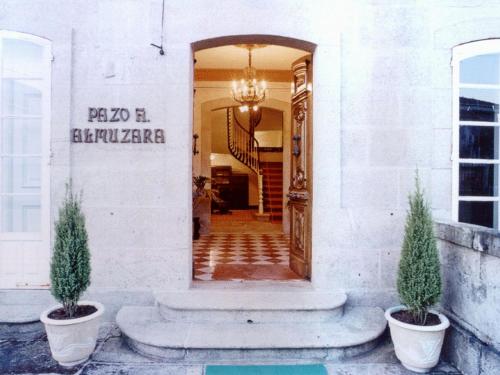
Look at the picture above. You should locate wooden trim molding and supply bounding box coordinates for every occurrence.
[195,68,292,82]
[192,35,317,53]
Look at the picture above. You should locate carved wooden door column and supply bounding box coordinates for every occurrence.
[288,57,312,279]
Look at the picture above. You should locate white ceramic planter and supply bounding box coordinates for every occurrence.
[40,301,104,367]
[385,305,450,373]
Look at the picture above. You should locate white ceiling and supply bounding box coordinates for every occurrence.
[195,45,310,70]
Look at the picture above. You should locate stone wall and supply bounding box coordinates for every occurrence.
[436,221,500,375]
[2,0,500,312]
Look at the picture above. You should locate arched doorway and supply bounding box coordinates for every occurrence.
[192,37,314,282]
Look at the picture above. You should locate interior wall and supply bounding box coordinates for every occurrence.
[7,1,488,305]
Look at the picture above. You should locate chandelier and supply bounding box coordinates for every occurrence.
[231,44,267,112]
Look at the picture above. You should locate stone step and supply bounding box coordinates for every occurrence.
[0,304,47,323]
[264,201,283,207]
[264,184,282,188]
[263,177,282,181]
[260,162,282,167]
[265,205,283,211]
[116,306,386,362]
[155,290,346,323]
[264,204,283,209]
[264,201,281,208]
[263,186,282,192]
[263,191,282,196]
[264,198,282,203]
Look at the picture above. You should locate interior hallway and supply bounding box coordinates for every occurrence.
[193,210,301,281]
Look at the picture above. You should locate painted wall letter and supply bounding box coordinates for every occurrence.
[135,108,149,122]
[154,129,165,143]
[119,108,130,122]
[97,108,108,122]
[143,129,153,143]
[131,129,142,143]
[95,129,108,143]
[88,108,98,122]
[72,128,82,143]
[84,129,94,143]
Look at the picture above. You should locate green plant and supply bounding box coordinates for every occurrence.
[192,176,209,211]
[397,172,442,325]
[50,184,91,318]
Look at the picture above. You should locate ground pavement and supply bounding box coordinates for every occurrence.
[0,321,462,375]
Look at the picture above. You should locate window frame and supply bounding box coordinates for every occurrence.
[0,30,51,241]
[452,39,500,229]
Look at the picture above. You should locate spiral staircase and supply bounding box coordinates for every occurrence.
[226,107,265,215]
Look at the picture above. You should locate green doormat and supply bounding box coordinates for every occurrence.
[206,364,327,375]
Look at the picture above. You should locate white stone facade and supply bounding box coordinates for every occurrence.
[1,0,500,307]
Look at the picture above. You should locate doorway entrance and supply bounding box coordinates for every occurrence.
[192,40,313,282]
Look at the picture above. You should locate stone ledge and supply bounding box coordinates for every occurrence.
[435,220,500,259]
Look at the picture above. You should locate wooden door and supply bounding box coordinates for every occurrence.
[288,56,312,279]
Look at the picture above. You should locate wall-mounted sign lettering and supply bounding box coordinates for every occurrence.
[71,107,165,144]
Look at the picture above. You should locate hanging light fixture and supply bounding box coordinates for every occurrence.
[231,44,267,112]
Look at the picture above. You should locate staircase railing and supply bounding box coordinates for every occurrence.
[226,107,264,214]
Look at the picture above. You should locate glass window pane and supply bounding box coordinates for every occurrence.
[0,195,41,232]
[1,157,41,194]
[459,163,498,196]
[460,126,499,159]
[1,118,42,154]
[459,201,497,229]
[460,89,500,122]
[2,79,42,115]
[460,53,500,85]
[2,38,43,78]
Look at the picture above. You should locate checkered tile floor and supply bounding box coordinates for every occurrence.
[193,233,291,281]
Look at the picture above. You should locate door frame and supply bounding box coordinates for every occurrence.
[191,35,317,283]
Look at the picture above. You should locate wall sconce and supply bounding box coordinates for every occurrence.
[193,133,199,156]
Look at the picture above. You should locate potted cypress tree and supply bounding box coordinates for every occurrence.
[385,174,450,373]
[40,186,104,367]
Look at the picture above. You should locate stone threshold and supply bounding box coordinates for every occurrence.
[189,279,313,290]
[155,289,347,324]
[156,290,346,311]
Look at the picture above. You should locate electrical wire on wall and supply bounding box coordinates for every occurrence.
[150,0,165,55]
